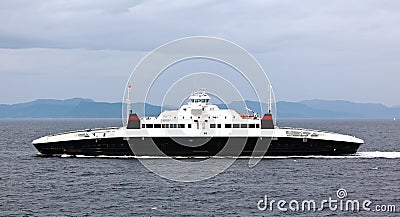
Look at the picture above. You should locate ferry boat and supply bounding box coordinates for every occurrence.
[32,90,363,156]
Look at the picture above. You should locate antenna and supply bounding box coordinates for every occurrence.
[127,83,132,121]
[268,85,272,114]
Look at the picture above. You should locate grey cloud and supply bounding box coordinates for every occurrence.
[0,0,399,106]
[0,0,399,52]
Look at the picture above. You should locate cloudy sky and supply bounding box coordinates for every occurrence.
[0,0,399,106]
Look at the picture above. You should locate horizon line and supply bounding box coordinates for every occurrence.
[0,97,398,108]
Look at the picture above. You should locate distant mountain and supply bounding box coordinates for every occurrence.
[276,101,351,118]
[0,98,398,118]
[0,98,161,118]
[216,100,397,118]
[300,99,398,118]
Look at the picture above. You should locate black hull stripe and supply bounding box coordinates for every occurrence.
[33,137,361,156]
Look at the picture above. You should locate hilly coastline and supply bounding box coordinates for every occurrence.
[0,98,398,119]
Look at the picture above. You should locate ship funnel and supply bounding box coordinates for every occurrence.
[261,114,274,129]
[127,113,141,129]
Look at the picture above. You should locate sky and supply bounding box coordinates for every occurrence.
[0,0,399,106]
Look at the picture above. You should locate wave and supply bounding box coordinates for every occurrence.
[352,151,400,159]
[45,152,400,159]
[249,152,400,159]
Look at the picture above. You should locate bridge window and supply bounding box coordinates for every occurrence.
[233,124,240,128]
[241,124,247,128]
[225,124,232,128]
[249,124,255,128]
[162,124,169,128]
[146,124,153,128]
[154,124,161,128]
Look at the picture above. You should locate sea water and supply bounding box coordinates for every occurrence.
[0,119,399,216]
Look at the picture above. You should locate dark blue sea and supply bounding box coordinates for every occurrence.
[1,119,399,216]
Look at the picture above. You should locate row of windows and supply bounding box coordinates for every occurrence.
[141,123,259,129]
[190,99,209,103]
[142,124,191,129]
[211,124,259,128]
[176,116,235,119]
